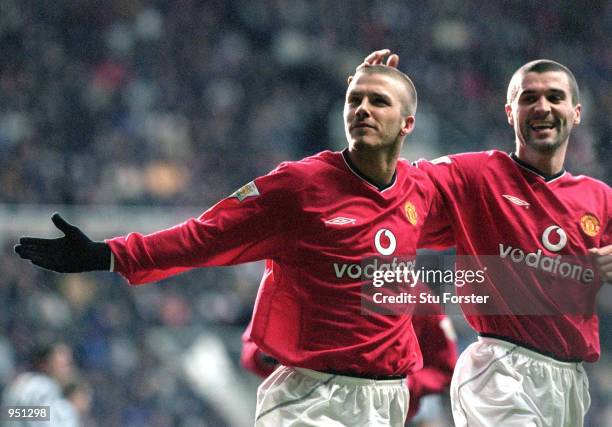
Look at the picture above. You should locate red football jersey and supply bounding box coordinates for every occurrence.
[417,150,611,362]
[107,150,446,376]
[241,321,277,379]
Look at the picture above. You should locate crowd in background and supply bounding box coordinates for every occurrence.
[0,1,610,425]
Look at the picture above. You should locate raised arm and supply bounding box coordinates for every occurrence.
[360,49,400,69]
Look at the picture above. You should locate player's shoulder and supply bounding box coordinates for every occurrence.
[415,149,506,168]
[263,151,342,194]
[398,156,423,173]
[566,173,610,188]
[397,157,434,184]
[444,149,508,165]
[564,173,612,197]
[271,150,339,177]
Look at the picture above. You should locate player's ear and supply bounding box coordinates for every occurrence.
[347,75,354,85]
[505,104,514,126]
[573,103,581,125]
[400,116,415,136]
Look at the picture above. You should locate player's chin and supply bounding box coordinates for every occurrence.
[525,138,563,153]
[350,138,383,151]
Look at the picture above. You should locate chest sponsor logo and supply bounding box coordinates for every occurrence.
[333,228,414,279]
[502,194,530,207]
[374,229,397,256]
[542,225,567,252]
[404,201,418,225]
[499,224,594,283]
[325,216,356,225]
[580,214,600,237]
[229,181,259,201]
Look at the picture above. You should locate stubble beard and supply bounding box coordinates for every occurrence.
[520,121,569,154]
[351,136,402,153]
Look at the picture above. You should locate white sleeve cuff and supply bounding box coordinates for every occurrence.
[109,252,115,272]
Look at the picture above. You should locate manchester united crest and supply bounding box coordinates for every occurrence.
[580,214,600,237]
[404,201,418,225]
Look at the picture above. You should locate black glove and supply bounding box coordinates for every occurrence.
[14,213,111,273]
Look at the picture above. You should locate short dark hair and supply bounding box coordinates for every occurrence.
[507,59,580,105]
[352,65,418,116]
[29,340,68,370]
[30,342,56,369]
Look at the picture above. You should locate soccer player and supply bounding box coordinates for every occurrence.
[363,50,612,427]
[15,64,450,426]
[241,314,458,425]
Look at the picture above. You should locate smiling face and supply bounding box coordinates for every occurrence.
[505,70,581,154]
[343,71,415,151]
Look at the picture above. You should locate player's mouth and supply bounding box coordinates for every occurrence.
[528,120,559,139]
[351,122,376,131]
[529,121,556,132]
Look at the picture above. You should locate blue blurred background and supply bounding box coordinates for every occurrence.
[0,1,610,425]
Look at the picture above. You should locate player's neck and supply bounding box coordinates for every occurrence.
[346,146,399,187]
[515,143,567,177]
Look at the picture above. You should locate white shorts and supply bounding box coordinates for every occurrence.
[451,337,590,427]
[255,366,409,426]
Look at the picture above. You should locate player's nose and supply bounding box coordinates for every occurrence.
[355,100,371,118]
[532,96,552,115]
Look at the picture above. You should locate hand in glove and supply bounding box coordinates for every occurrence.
[14,213,111,273]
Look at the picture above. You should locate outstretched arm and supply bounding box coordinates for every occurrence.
[15,161,303,285]
[14,213,111,273]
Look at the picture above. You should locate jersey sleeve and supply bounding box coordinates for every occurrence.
[241,321,279,378]
[415,152,489,250]
[415,152,485,201]
[418,190,454,249]
[107,162,304,285]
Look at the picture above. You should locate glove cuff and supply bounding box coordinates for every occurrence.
[90,242,112,271]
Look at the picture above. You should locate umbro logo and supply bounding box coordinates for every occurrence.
[502,194,530,207]
[325,217,356,225]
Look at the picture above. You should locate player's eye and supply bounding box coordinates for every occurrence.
[520,95,536,104]
[372,97,390,106]
[347,96,361,106]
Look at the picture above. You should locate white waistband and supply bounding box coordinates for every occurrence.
[478,337,583,369]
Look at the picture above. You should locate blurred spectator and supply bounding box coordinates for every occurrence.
[0,1,608,208]
[63,378,93,426]
[1,342,80,426]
